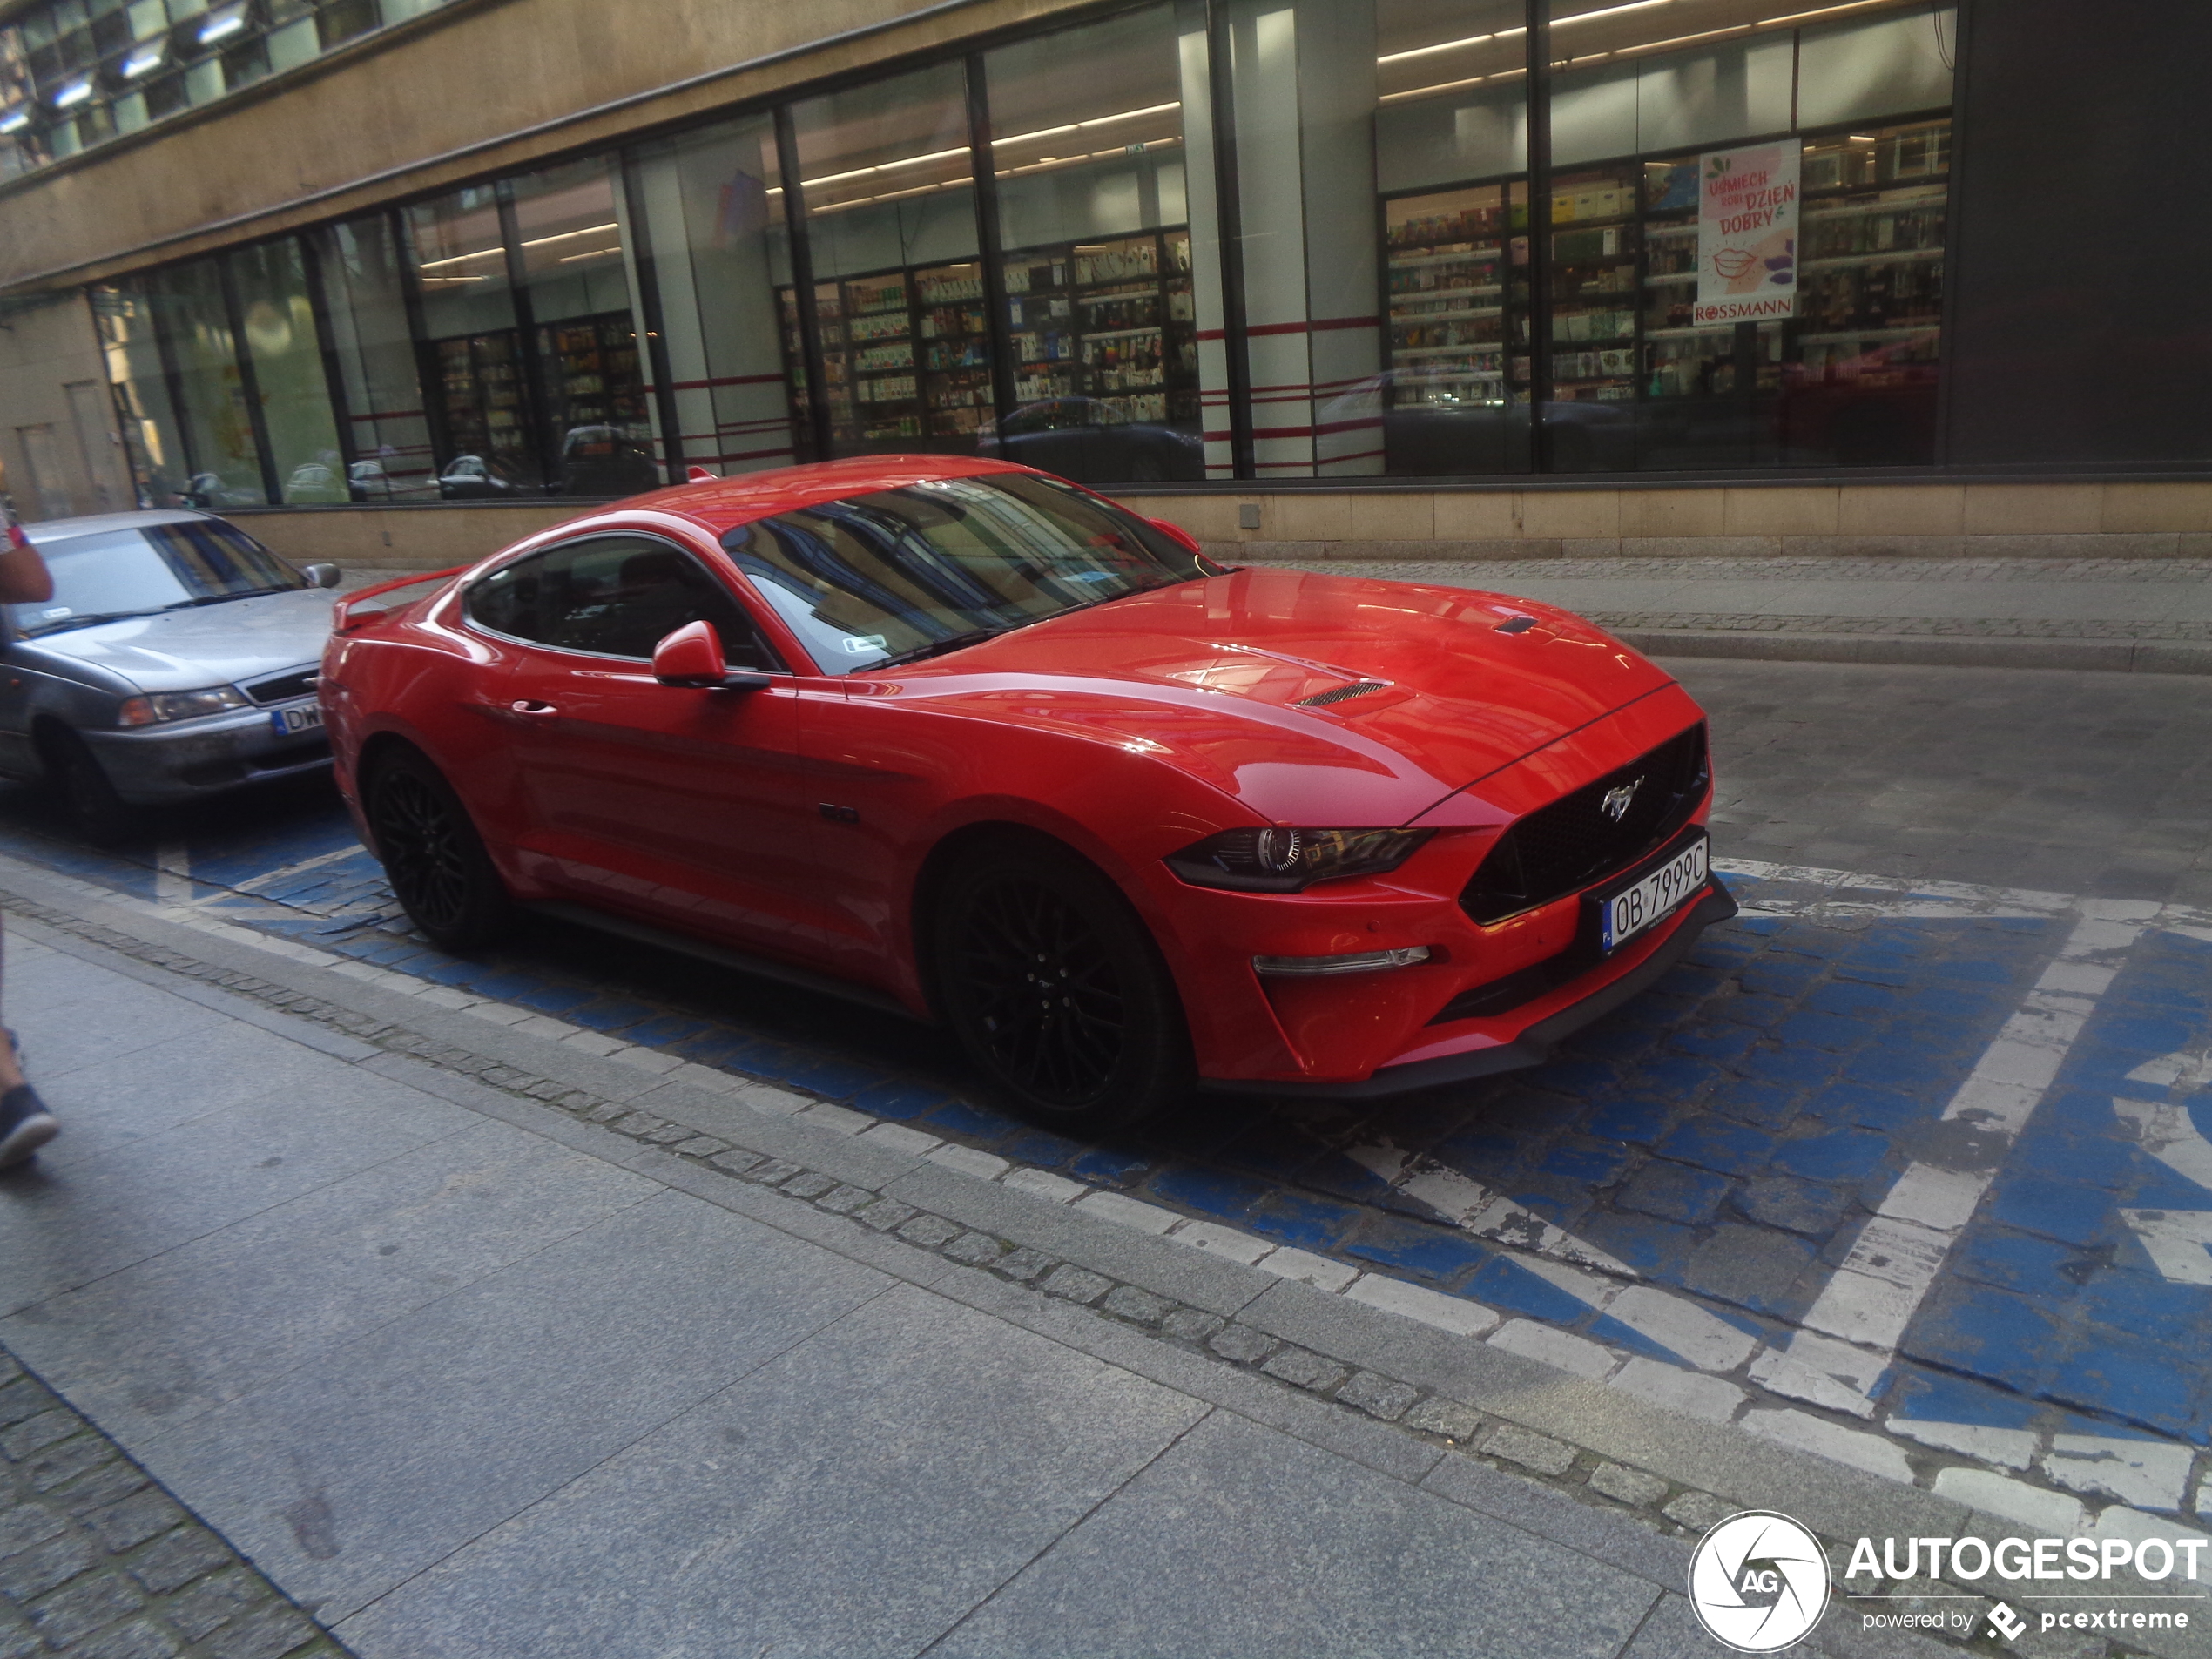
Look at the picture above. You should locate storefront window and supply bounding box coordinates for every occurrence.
[1375,0,1530,475]
[1541,0,1953,469]
[313,213,439,500]
[142,259,268,507]
[787,64,981,456]
[89,284,191,508]
[405,185,540,496]
[509,158,656,497]
[227,237,347,503]
[624,113,800,478]
[981,6,1202,485]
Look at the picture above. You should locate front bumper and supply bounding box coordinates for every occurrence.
[80,708,331,804]
[1201,881,1737,1098]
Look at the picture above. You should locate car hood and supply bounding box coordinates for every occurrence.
[20,587,334,694]
[866,567,1676,824]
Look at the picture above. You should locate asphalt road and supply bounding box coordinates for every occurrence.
[3,657,2209,1521]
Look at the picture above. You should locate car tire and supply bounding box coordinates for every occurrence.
[931,837,1193,1132]
[365,746,514,952]
[45,732,135,846]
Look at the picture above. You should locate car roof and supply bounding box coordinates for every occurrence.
[18,509,219,543]
[624,455,1035,538]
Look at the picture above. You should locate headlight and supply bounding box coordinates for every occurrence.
[1164,826,1433,892]
[116,686,253,726]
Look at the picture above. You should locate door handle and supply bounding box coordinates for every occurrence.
[510,699,558,716]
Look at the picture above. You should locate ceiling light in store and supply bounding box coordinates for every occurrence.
[1753,0,1890,23]
[1850,133,1876,142]
[199,4,248,44]
[1554,0,1672,24]
[122,42,168,78]
[997,122,1078,146]
[557,246,624,263]
[52,79,93,109]
[1378,27,1523,64]
[0,107,29,134]
[1377,65,1526,104]
[1076,100,1179,127]
[415,246,508,271]
[518,220,618,250]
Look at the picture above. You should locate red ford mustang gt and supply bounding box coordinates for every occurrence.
[321,456,1733,1130]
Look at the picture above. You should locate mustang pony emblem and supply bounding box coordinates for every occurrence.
[1602,779,1642,822]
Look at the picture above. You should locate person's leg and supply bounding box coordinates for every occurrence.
[0,918,57,1168]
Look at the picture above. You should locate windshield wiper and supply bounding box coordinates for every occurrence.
[166,586,295,608]
[22,610,160,637]
[871,626,1017,669]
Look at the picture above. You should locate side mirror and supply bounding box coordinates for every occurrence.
[652,619,770,691]
[301,563,342,589]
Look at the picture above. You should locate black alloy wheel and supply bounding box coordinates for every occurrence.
[934,839,1192,1132]
[367,747,513,952]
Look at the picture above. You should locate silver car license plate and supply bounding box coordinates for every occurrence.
[271,698,325,737]
[1598,834,1709,954]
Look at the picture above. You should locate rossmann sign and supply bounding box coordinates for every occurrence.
[1694,143,1799,327]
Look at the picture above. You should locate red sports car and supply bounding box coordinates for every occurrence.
[321,456,1733,1130]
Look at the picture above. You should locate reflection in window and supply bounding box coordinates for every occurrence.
[720,473,1203,673]
[510,158,658,497]
[314,215,439,501]
[786,64,981,456]
[626,114,801,476]
[406,185,541,495]
[142,260,268,508]
[91,284,193,509]
[981,6,1203,486]
[229,239,347,504]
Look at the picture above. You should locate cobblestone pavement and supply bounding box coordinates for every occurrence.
[0,1348,343,1659]
[0,660,2209,1574]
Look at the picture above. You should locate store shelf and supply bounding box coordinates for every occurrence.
[1800,246,1945,271]
[1389,304,1503,324]
[1796,325,1941,345]
[1390,246,1504,270]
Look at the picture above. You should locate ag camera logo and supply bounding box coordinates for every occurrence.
[1689,1510,1831,1651]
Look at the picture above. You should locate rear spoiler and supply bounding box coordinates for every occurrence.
[333,565,467,634]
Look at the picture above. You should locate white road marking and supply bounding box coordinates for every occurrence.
[218,842,370,898]
[152,840,194,907]
[1747,904,2153,1416]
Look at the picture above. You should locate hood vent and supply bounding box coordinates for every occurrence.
[1293,678,1390,709]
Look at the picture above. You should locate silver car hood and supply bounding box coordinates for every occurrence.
[24,588,333,694]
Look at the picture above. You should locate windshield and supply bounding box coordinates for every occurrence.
[719,472,1216,675]
[7,521,305,640]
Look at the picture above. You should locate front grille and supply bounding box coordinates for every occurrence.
[242,667,320,706]
[1459,723,1708,925]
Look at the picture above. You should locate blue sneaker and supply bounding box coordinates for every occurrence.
[0,1084,57,1169]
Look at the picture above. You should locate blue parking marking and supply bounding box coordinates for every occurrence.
[1916,925,2212,1444]
[2,792,2206,1492]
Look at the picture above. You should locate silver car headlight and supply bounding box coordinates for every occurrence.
[116,686,254,727]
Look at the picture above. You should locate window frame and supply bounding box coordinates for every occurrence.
[458,529,788,672]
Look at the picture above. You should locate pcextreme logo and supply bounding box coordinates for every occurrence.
[1689,1511,1831,1651]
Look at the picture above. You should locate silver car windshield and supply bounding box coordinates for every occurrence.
[7,521,305,639]
[718,473,1216,675]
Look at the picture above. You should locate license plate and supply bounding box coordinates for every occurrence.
[270,699,325,737]
[1598,835,1709,953]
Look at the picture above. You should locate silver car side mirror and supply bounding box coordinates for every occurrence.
[301,563,342,589]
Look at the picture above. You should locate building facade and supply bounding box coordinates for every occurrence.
[1,0,2207,565]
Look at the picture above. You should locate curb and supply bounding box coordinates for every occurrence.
[1614,628,2212,675]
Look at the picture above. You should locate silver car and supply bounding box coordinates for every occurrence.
[0,509,342,840]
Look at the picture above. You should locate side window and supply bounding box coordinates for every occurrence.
[464,536,780,668]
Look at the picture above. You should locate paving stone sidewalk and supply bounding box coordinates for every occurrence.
[1247,556,2212,670]
[0,1348,342,1659]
